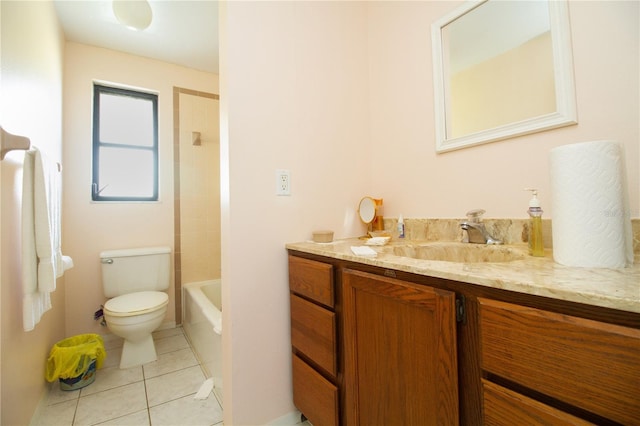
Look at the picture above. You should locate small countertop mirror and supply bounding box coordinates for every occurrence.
[431,0,577,153]
[358,196,377,224]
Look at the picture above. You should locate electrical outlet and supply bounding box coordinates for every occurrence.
[276,169,291,196]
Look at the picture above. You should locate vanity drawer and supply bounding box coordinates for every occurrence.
[292,354,339,426]
[289,255,334,308]
[479,298,640,425]
[482,379,593,426]
[290,294,337,377]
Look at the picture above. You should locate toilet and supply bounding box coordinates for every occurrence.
[100,246,171,369]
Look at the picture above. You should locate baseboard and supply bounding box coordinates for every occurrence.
[266,410,305,425]
[29,382,55,426]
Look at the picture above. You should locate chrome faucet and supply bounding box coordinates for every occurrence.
[460,209,502,245]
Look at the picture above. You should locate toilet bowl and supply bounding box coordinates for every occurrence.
[100,246,171,369]
[104,291,169,368]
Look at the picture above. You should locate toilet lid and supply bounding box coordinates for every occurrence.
[104,291,168,317]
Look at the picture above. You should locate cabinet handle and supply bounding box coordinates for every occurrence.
[456,295,466,323]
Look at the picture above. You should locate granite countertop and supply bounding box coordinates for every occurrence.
[286,238,640,314]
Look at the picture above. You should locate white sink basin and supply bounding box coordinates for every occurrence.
[389,242,527,263]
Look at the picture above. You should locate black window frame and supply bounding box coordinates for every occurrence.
[92,84,159,202]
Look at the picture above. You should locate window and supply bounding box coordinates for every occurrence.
[92,84,158,201]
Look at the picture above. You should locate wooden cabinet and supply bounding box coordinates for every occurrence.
[289,255,339,426]
[342,269,459,426]
[288,251,640,426]
[289,255,459,425]
[479,298,640,425]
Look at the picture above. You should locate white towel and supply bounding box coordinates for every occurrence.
[34,148,60,289]
[350,246,377,257]
[22,147,72,332]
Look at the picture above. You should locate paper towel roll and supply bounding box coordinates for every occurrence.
[550,140,633,268]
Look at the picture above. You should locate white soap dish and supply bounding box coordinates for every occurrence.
[365,236,391,246]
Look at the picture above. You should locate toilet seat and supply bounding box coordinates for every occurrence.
[104,291,168,317]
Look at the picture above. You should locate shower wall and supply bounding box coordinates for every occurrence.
[173,87,220,322]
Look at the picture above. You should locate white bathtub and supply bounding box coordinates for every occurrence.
[183,280,223,400]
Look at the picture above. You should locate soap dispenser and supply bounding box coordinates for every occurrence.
[397,214,405,238]
[526,189,544,257]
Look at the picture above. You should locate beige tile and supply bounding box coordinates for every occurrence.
[35,328,222,426]
[32,399,77,426]
[94,409,150,426]
[213,387,223,407]
[45,381,80,406]
[152,327,183,340]
[154,333,189,355]
[81,365,143,396]
[74,381,147,426]
[149,394,222,426]
[145,366,205,407]
[143,348,198,379]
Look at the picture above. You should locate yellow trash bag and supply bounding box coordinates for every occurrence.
[45,334,106,382]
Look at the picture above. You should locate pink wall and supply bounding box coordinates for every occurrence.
[220,1,638,423]
[368,1,639,219]
[0,2,66,424]
[220,1,371,423]
[62,43,218,338]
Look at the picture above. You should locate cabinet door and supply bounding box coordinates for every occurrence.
[342,269,458,426]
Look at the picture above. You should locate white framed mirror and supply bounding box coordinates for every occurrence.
[432,0,577,153]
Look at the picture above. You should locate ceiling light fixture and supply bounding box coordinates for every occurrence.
[113,0,153,31]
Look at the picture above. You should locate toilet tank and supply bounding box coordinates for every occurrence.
[100,246,171,298]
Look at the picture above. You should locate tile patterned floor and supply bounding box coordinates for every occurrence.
[33,328,223,426]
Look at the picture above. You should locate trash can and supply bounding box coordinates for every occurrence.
[45,334,106,391]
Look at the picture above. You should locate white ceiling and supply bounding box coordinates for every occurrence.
[53,0,219,74]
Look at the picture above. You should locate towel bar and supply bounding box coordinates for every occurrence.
[0,126,31,159]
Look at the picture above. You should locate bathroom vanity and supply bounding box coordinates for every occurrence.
[287,239,640,425]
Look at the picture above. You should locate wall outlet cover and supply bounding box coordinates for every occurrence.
[276,169,291,196]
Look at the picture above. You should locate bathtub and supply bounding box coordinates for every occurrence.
[183,280,223,400]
